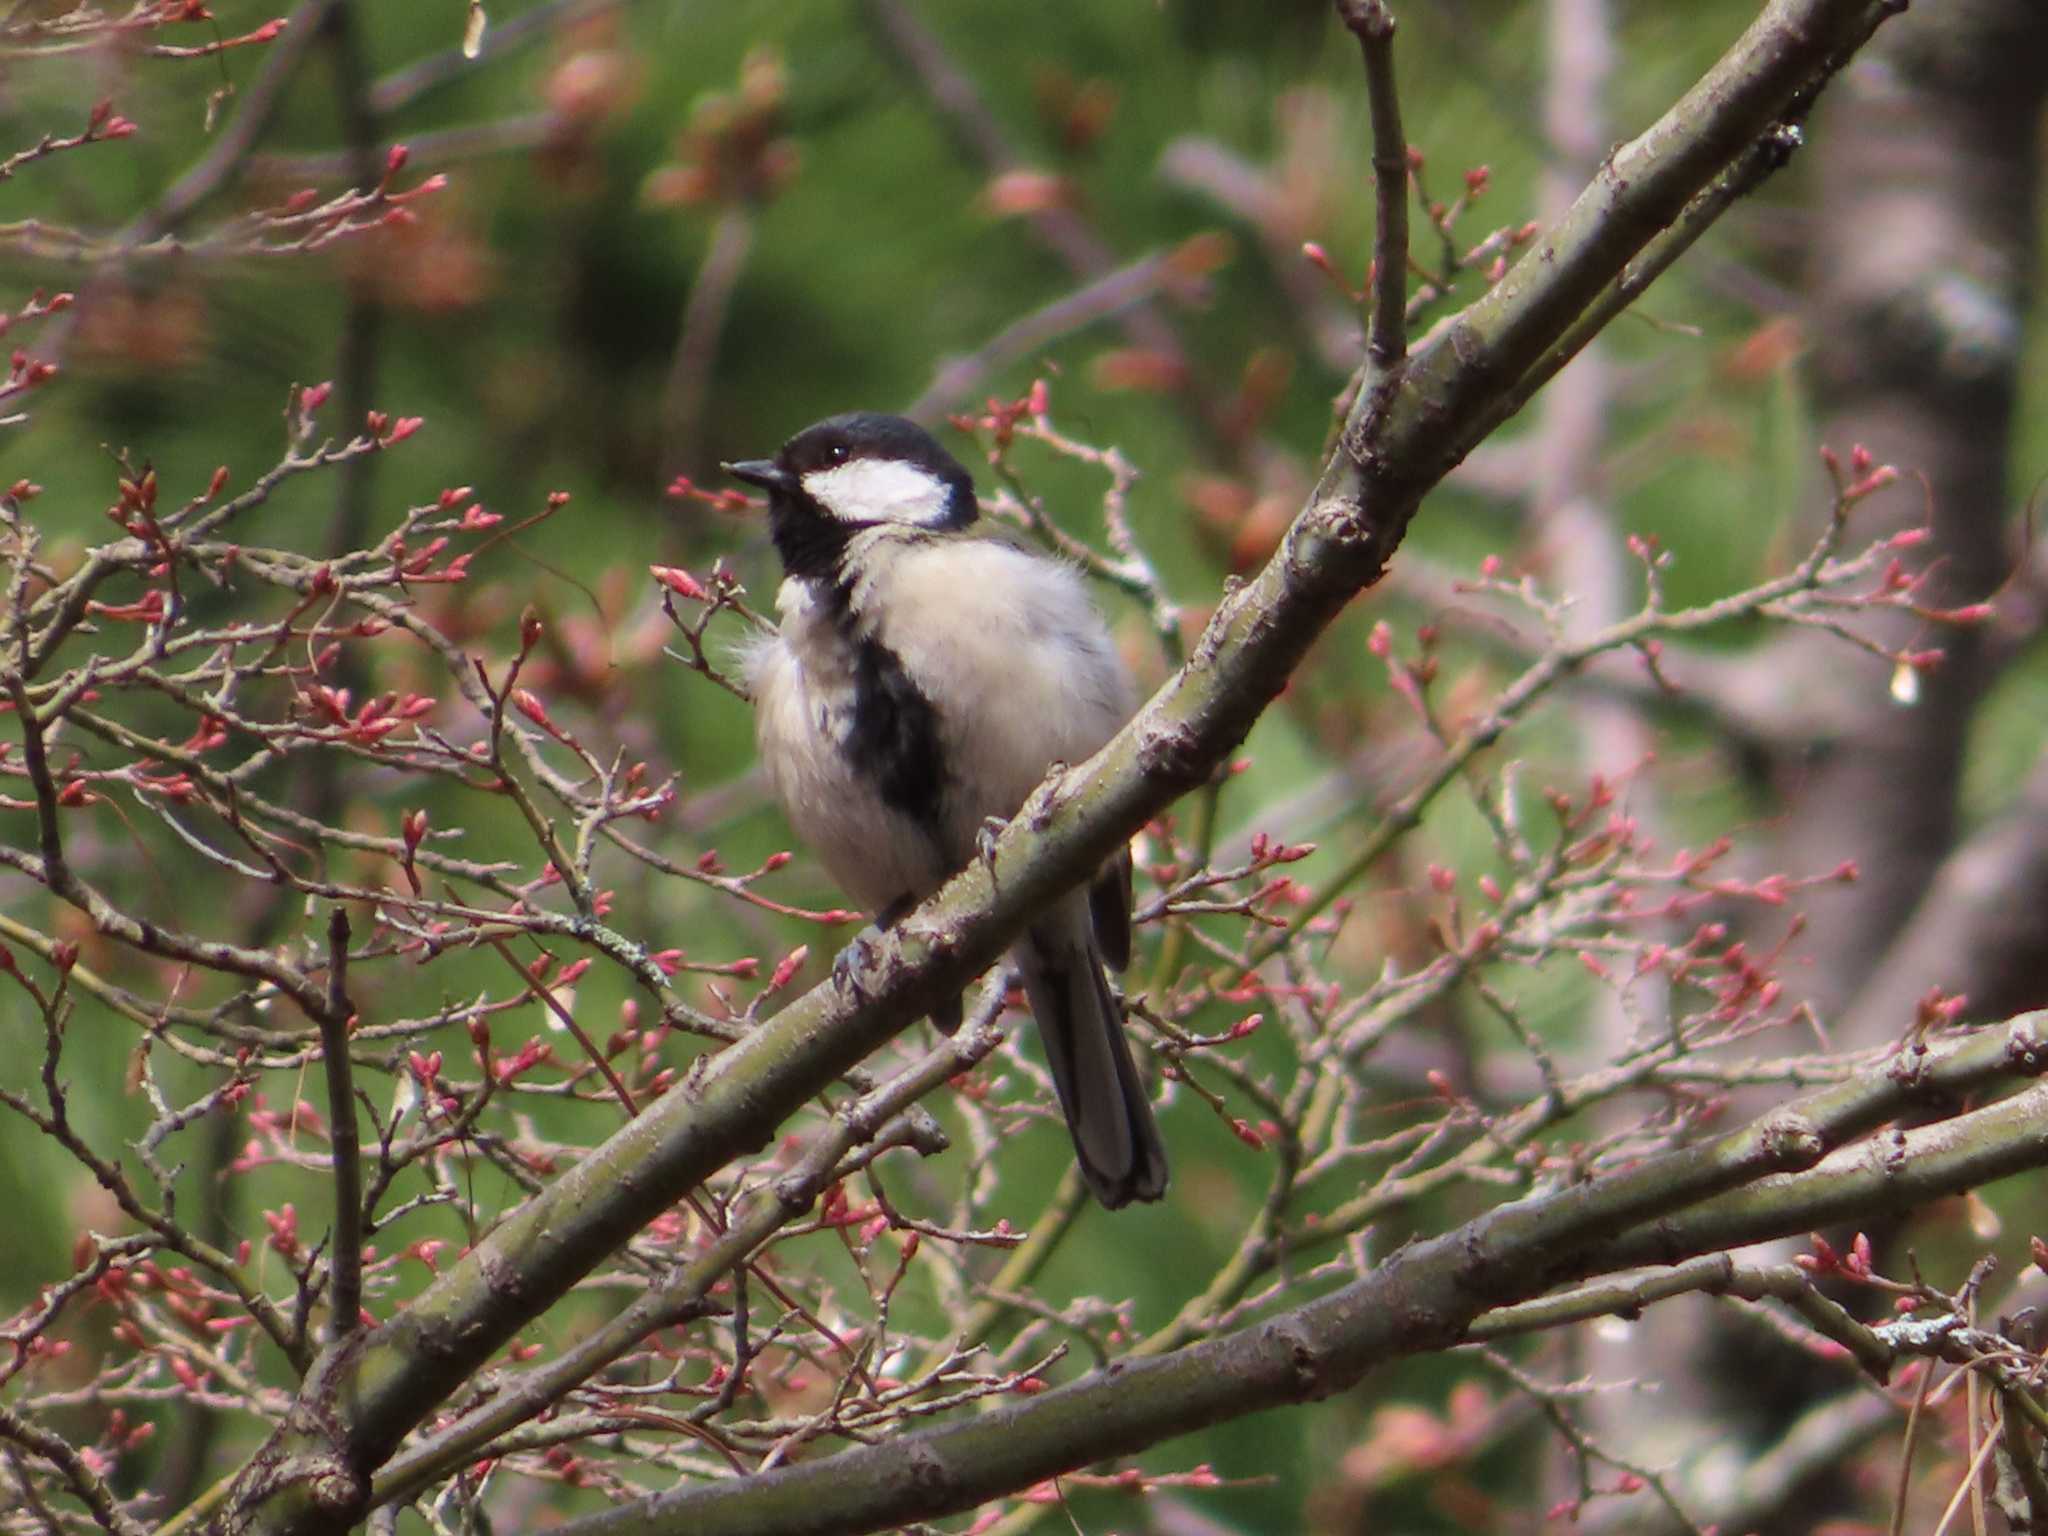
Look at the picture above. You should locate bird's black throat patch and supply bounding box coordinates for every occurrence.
[770,505,851,583]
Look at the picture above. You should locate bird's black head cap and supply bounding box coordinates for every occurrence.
[725,412,978,580]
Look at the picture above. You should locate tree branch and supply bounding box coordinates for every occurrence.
[1336,0,1409,367]
[1583,1074,2048,1273]
[536,1016,2048,1536]
[0,1401,149,1536]
[369,1002,991,1506]
[317,909,363,1341]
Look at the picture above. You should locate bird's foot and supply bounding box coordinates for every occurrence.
[1021,769,1065,832]
[976,815,1008,881]
[970,817,1011,894]
[831,929,879,1004]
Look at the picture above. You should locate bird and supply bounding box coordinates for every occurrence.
[725,411,1169,1209]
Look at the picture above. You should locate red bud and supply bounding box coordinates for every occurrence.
[650,565,709,601]
[767,946,809,992]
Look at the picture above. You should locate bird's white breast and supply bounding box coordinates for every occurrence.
[746,573,946,911]
[748,530,1134,908]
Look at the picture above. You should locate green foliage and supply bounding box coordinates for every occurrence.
[4,2,2044,1532]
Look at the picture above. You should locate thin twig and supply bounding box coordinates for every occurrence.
[663,206,756,481]
[489,938,640,1117]
[318,907,364,1338]
[0,1400,150,1536]
[1337,0,1410,367]
[906,248,1191,426]
[368,0,616,114]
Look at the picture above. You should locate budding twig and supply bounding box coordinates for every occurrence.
[1336,0,1410,369]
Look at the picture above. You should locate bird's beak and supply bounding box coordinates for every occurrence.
[722,459,796,495]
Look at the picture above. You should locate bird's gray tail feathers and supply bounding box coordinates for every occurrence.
[1016,898,1169,1210]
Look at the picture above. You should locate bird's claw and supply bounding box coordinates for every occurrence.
[1022,768,1065,832]
[976,815,1008,882]
[831,930,878,1004]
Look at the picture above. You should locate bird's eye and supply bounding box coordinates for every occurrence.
[828,443,849,465]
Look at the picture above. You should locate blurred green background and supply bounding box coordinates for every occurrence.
[3,1,2045,1530]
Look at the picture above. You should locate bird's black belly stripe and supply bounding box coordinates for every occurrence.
[844,631,948,830]
[808,561,949,835]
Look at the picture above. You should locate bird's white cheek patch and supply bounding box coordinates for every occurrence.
[802,459,954,526]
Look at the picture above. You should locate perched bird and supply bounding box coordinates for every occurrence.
[726,412,1169,1208]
